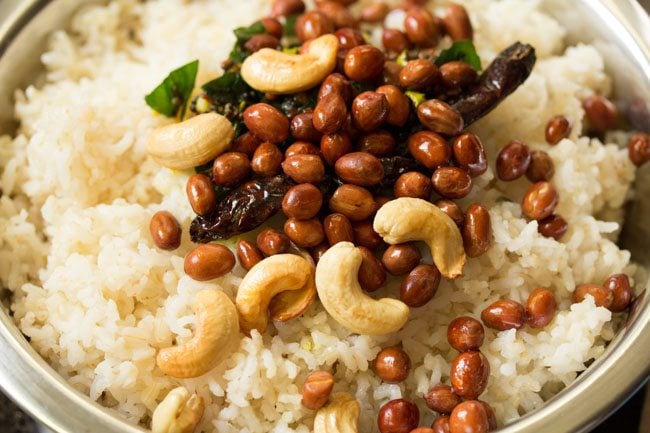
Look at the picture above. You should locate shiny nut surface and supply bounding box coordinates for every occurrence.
[394,172,433,200]
[545,115,572,144]
[282,183,323,220]
[335,152,385,186]
[399,59,440,91]
[150,211,182,251]
[425,384,461,415]
[301,370,334,410]
[344,45,385,82]
[496,140,531,181]
[377,85,411,127]
[417,99,464,136]
[284,217,325,248]
[538,214,568,240]
[236,240,264,271]
[450,351,490,400]
[432,167,473,199]
[243,103,290,143]
[583,94,618,133]
[447,316,485,352]
[604,273,634,312]
[408,130,451,170]
[573,283,614,309]
[358,246,387,292]
[373,346,411,383]
[212,152,251,187]
[462,204,492,258]
[525,288,557,328]
[382,243,421,276]
[452,133,487,177]
[526,150,555,182]
[186,174,217,216]
[628,132,650,167]
[184,244,236,281]
[378,399,420,433]
[324,213,354,245]
[480,299,526,331]
[329,184,377,221]
[282,154,326,183]
[521,181,559,221]
[352,91,390,132]
[257,228,291,256]
[400,264,441,307]
[435,199,464,227]
[251,142,283,176]
[449,401,489,433]
[442,3,474,41]
[404,7,439,47]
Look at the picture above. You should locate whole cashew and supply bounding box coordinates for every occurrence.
[241,34,339,94]
[157,290,240,378]
[151,387,204,433]
[146,112,234,170]
[315,242,409,336]
[373,197,466,279]
[313,392,360,433]
[236,254,314,334]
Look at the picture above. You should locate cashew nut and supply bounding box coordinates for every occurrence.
[241,34,339,94]
[315,242,409,336]
[236,254,314,334]
[373,197,466,279]
[313,392,360,433]
[157,290,240,378]
[146,112,234,170]
[151,387,204,433]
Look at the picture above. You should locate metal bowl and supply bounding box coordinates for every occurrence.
[0,1,649,432]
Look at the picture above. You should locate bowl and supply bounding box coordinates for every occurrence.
[0,1,649,432]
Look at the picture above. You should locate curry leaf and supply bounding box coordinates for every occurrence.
[145,60,199,117]
[435,40,482,71]
[229,21,267,65]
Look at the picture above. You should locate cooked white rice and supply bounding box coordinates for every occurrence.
[0,0,643,431]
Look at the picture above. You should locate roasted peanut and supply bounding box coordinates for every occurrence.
[282,154,326,183]
[232,132,261,157]
[361,2,389,23]
[251,142,283,176]
[545,115,572,145]
[525,288,556,328]
[418,99,464,136]
[449,401,489,433]
[394,172,433,200]
[186,174,217,216]
[628,132,650,167]
[442,3,473,41]
[257,228,291,256]
[374,346,411,383]
[583,94,618,133]
[212,152,251,187]
[335,152,385,186]
[462,204,492,258]
[431,416,451,433]
[376,85,411,127]
[296,11,335,42]
[400,264,440,307]
[573,283,614,309]
[314,93,348,134]
[352,219,384,250]
[399,59,440,91]
[432,167,473,199]
[352,91,390,132]
[526,150,555,182]
[382,243,421,276]
[425,384,461,415]
[496,140,531,181]
[335,27,365,51]
[521,181,559,221]
[604,273,634,312]
[324,213,355,245]
[236,240,264,271]
[271,0,305,18]
[404,7,439,47]
[150,211,182,251]
[317,1,356,29]
[184,244,235,281]
[452,133,487,177]
[282,183,323,220]
[440,61,477,93]
[481,299,526,331]
[301,370,334,410]
[329,184,377,221]
[321,133,353,166]
[244,34,280,53]
[447,316,484,352]
[318,73,353,104]
[344,45,385,82]
[408,130,451,170]
[377,399,420,433]
[284,217,325,248]
[537,214,568,240]
[291,112,323,142]
[450,351,490,400]
[358,246,387,292]
[358,130,396,157]
[243,103,290,143]
[435,199,464,227]
[382,29,411,53]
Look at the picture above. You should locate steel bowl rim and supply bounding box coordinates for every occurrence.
[0,1,648,433]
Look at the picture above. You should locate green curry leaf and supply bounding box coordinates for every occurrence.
[145,60,199,117]
[229,21,267,65]
[435,40,482,71]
